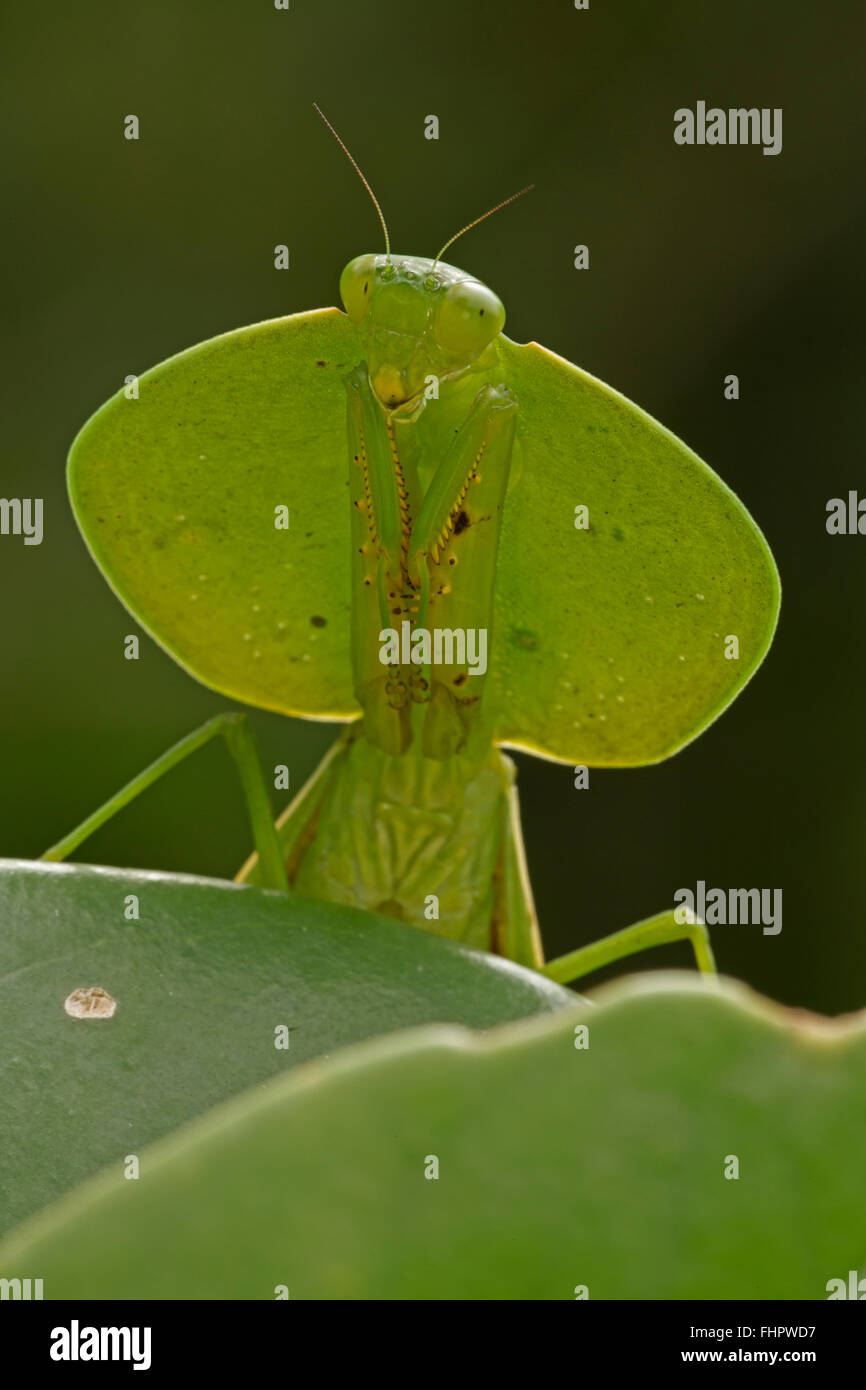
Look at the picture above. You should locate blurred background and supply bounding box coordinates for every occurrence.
[1,0,864,1012]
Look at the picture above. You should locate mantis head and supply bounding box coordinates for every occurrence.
[312,106,530,410]
[339,253,506,409]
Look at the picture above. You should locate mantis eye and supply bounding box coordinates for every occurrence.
[340,254,377,324]
[434,280,505,356]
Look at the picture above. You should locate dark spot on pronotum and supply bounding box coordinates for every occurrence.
[453,510,470,536]
[310,615,327,628]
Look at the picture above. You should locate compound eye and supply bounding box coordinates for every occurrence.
[339,254,377,324]
[434,280,505,356]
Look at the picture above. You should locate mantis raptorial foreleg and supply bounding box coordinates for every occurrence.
[348,360,518,763]
[346,365,426,757]
[410,383,517,760]
[39,713,289,893]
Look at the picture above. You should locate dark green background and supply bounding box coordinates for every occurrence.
[1,1,863,1011]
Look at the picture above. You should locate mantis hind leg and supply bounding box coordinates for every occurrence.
[492,754,544,968]
[541,910,717,985]
[40,712,289,893]
[236,728,354,888]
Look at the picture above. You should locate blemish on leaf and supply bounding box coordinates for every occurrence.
[64,986,117,1020]
[511,628,538,651]
[453,510,470,536]
[310,615,327,628]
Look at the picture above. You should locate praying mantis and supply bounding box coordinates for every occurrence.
[43,109,780,982]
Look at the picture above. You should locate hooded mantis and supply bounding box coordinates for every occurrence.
[43,109,779,982]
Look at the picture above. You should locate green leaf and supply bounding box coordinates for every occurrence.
[0,858,573,1236]
[68,310,779,767]
[3,973,864,1299]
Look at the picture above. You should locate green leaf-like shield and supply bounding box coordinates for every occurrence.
[69,309,779,765]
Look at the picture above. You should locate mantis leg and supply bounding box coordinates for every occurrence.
[409,383,517,760]
[40,713,289,893]
[235,727,354,888]
[540,910,717,985]
[346,367,424,757]
[493,753,544,968]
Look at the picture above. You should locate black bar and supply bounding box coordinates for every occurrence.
[3,1298,862,1373]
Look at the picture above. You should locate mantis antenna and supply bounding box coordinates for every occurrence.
[434,185,534,267]
[313,103,391,258]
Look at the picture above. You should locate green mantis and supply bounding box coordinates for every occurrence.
[44,109,780,981]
